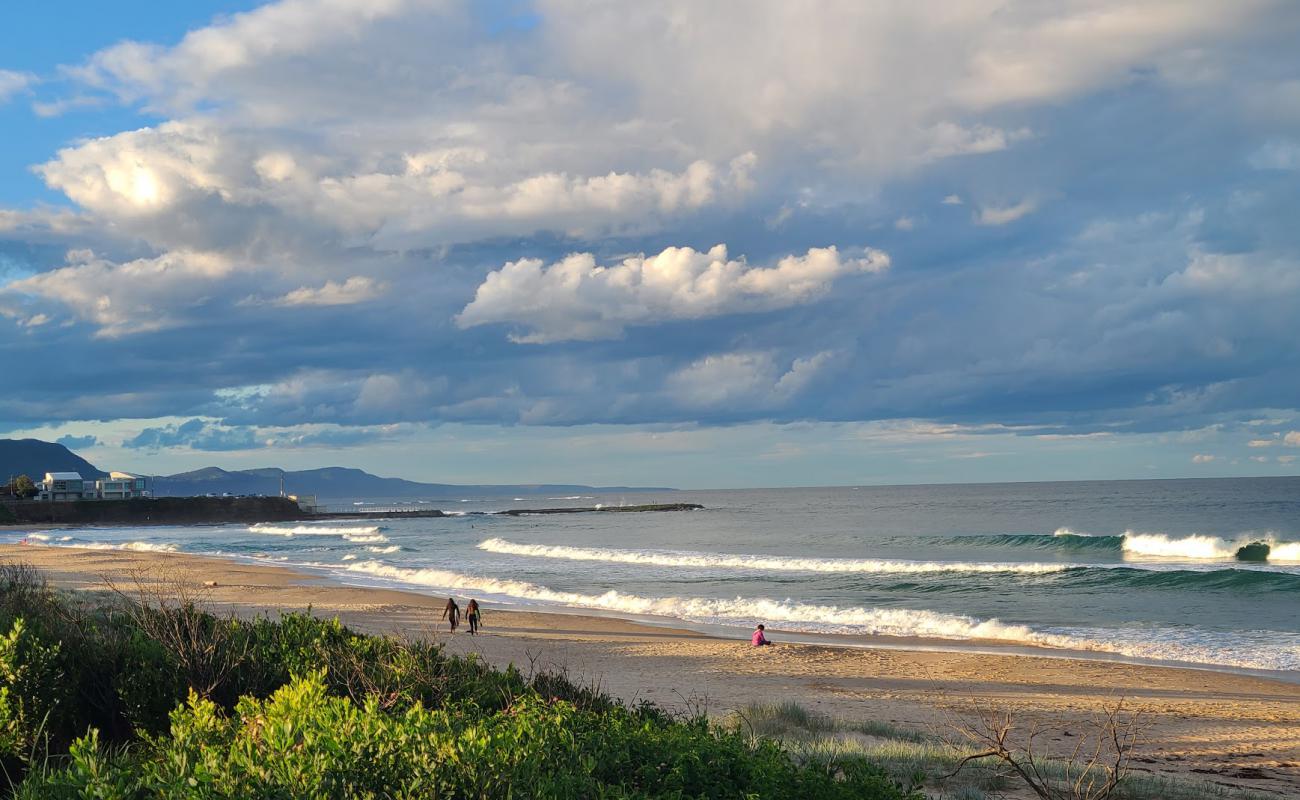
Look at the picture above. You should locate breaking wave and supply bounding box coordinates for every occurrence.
[57,541,180,553]
[249,524,388,543]
[942,530,1300,562]
[477,538,1069,575]
[249,524,382,536]
[340,561,1299,671]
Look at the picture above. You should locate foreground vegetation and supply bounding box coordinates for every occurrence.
[0,562,918,798]
[727,702,1277,800]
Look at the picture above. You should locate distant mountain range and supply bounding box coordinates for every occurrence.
[1,439,670,500]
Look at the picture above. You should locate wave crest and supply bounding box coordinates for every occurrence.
[477,538,1067,575]
[948,531,1300,562]
[52,541,180,553]
[249,524,388,543]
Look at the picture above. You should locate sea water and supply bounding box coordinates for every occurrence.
[14,477,1300,675]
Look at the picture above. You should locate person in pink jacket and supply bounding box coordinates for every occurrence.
[751,624,772,646]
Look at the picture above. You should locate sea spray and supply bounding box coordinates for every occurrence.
[1270,542,1300,562]
[477,538,1069,575]
[1121,532,1237,559]
[942,530,1300,563]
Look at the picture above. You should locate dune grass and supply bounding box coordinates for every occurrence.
[725,701,1277,800]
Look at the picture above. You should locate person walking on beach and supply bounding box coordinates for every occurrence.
[466,599,481,635]
[751,624,772,647]
[442,597,460,634]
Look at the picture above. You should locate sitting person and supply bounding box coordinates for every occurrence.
[751,624,772,647]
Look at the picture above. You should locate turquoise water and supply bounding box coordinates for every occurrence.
[14,477,1300,674]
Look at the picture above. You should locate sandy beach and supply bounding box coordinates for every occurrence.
[2,541,1297,795]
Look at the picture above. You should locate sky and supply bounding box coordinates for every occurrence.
[3,0,1300,488]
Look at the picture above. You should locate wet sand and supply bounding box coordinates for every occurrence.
[2,543,1297,794]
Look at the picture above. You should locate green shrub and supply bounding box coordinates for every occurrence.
[26,673,919,799]
[0,618,64,778]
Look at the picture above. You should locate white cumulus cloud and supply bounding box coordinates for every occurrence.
[0,250,238,338]
[456,244,889,342]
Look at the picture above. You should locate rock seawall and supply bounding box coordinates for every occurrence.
[1,496,308,525]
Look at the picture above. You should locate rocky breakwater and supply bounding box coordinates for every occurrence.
[496,502,703,516]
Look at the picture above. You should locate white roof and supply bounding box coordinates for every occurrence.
[45,472,83,481]
[109,471,143,480]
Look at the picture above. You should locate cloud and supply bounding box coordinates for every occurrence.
[121,417,403,452]
[457,244,889,342]
[1191,453,1216,463]
[72,0,425,113]
[1285,431,1300,446]
[272,277,387,307]
[2,0,1300,459]
[0,70,35,104]
[665,350,838,411]
[920,122,1033,161]
[37,121,757,250]
[0,249,239,337]
[55,434,100,450]
[976,199,1039,226]
[1279,455,1297,464]
[1249,140,1300,171]
[124,418,260,452]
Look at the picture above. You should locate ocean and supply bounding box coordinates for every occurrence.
[13,477,1300,676]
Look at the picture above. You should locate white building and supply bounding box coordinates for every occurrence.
[39,471,152,501]
[40,472,88,501]
[97,471,151,500]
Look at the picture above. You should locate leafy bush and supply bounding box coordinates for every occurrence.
[0,618,64,779]
[25,674,917,799]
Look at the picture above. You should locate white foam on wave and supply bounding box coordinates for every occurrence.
[1053,527,1096,537]
[1121,531,1300,561]
[1123,532,1236,559]
[63,541,180,553]
[340,560,1299,671]
[477,538,1068,575]
[249,524,387,543]
[1268,542,1300,562]
[365,545,401,554]
[25,533,51,541]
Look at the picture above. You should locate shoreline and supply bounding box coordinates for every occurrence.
[2,543,1298,793]
[4,534,1298,682]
